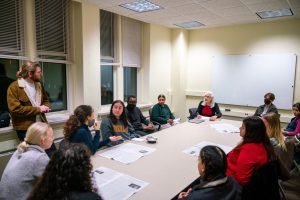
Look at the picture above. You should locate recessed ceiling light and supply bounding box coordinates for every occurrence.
[256,8,293,19]
[119,0,163,13]
[174,21,205,29]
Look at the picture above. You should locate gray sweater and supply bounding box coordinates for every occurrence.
[0,145,49,200]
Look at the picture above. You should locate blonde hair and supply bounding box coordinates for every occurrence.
[263,113,286,151]
[18,122,52,152]
[16,61,40,79]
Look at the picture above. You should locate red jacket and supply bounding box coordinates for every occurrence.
[226,143,268,185]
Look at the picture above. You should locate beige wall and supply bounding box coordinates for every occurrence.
[148,24,172,105]
[142,19,300,121]
[170,29,188,120]
[185,19,300,118]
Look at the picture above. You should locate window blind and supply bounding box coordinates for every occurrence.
[122,17,142,68]
[100,10,115,62]
[35,0,69,63]
[0,0,26,60]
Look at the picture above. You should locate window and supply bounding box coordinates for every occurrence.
[122,17,142,67]
[0,58,19,113]
[100,10,114,62]
[99,12,142,105]
[0,0,25,59]
[0,58,19,79]
[34,0,69,111]
[41,62,67,111]
[123,67,137,101]
[101,65,113,105]
[122,17,141,102]
[35,0,69,62]
[100,10,115,105]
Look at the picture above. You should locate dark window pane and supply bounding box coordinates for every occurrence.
[0,59,19,113]
[100,10,114,60]
[123,67,137,102]
[41,62,67,111]
[101,65,113,105]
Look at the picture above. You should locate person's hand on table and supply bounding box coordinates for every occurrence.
[178,188,192,199]
[210,116,218,121]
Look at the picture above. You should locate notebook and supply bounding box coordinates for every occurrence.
[188,118,205,124]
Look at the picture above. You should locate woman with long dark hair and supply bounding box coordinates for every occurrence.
[226,116,277,185]
[28,143,102,200]
[101,100,138,146]
[283,102,300,136]
[64,105,121,154]
[178,145,241,199]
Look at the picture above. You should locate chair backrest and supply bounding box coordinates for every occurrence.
[188,108,197,119]
[149,107,153,120]
[242,160,280,200]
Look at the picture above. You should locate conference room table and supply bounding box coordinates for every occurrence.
[91,119,242,200]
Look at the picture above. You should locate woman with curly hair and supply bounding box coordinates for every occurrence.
[0,122,53,200]
[63,105,121,154]
[28,143,102,200]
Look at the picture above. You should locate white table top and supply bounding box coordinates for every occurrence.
[91,119,242,200]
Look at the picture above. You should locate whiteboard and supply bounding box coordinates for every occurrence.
[212,53,296,110]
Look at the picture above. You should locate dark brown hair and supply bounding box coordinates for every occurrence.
[109,100,128,127]
[64,105,93,140]
[200,145,227,181]
[28,143,98,200]
[237,116,276,161]
[264,93,275,101]
[158,94,165,100]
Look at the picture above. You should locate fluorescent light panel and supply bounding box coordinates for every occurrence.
[256,8,293,19]
[119,0,162,13]
[174,21,205,29]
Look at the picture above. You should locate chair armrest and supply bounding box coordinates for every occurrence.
[151,120,161,131]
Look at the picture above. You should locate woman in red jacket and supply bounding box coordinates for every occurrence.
[226,116,276,185]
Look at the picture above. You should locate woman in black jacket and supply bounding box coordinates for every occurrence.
[178,145,241,200]
[196,91,222,121]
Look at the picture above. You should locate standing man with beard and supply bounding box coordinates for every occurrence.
[7,61,56,155]
[254,92,278,116]
[126,95,155,136]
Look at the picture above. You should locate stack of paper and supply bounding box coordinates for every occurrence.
[98,143,156,164]
[210,123,240,134]
[183,140,234,156]
[93,167,149,200]
[188,118,205,124]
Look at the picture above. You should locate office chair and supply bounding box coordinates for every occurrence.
[148,107,161,131]
[242,160,280,200]
[188,107,198,119]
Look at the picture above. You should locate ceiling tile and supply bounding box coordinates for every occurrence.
[215,6,253,17]
[197,0,245,10]
[86,0,298,29]
[289,0,300,8]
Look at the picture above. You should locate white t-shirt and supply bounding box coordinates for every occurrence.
[25,80,36,103]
